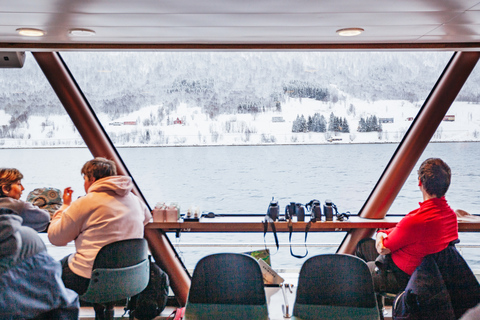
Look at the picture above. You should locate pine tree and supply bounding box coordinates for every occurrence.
[311,113,326,132]
[292,115,301,132]
[300,115,307,132]
[307,116,313,132]
[342,118,350,133]
[358,118,366,132]
[319,115,327,132]
[357,116,381,132]
[328,112,336,131]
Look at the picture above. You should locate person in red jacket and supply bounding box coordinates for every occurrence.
[356,158,459,294]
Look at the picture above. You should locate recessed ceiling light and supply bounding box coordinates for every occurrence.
[336,28,364,37]
[16,28,45,37]
[69,28,96,37]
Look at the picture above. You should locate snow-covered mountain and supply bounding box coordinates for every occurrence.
[2,51,480,147]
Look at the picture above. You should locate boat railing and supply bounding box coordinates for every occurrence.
[167,242,480,249]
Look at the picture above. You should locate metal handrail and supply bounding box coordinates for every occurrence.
[169,242,480,248]
[43,241,480,249]
[171,243,340,248]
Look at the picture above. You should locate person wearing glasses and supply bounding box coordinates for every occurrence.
[0,168,50,232]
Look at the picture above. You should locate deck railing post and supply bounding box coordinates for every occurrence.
[338,51,480,254]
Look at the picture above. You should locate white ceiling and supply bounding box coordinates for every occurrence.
[1,0,480,49]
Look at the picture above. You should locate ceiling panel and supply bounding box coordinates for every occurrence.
[62,0,480,14]
[0,12,463,28]
[446,10,480,24]
[1,0,480,49]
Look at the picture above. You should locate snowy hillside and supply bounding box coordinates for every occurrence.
[90,97,480,146]
[2,95,480,148]
[2,51,480,147]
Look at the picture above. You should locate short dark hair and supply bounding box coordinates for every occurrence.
[0,168,23,196]
[81,157,117,181]
[417,158,451,197]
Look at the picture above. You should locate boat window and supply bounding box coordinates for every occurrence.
[2,50,477,270]
[60,51,452,215]
[59,51,455,269]
[390,60,480,216]
[390,59,480,271]
[0,52,90,199]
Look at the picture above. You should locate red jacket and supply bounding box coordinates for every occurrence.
[383,196,458,275]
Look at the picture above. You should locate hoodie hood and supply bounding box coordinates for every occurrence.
[0,212,22,260]
[88,175,134,197]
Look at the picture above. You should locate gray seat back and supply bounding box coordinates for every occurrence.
[185,253,268,320]
[80,238,150,304]
[293,253,380,320]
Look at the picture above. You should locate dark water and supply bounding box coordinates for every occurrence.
[2,142,479,269]
[116,142,480,215]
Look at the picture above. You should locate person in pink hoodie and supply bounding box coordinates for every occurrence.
[48,157,152,295]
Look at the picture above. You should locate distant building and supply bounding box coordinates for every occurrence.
[272,116,285,122]
[379,118,394,123]
[109,120,136,126]
[443,115,455,121]
[173,117,183,125]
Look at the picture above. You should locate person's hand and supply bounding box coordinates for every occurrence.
[63,187,73,206]
[375,232,391,255]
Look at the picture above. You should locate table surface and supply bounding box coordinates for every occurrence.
[146,215,480,232]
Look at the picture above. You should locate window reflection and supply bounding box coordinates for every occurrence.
[389,60,480,271]
[62,51,452,217]
[0,52,88,198]
[3,50,479,269]
[391,59,480,215]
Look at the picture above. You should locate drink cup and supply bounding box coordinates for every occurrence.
[166,205,178,222]
[152,202,166,222]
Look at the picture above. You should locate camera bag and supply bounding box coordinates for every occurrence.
[125,256,170,320]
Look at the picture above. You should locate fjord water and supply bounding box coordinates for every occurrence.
[2,142,479,269]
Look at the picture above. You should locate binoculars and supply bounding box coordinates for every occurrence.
[266,198,279,221]
[285,202,306,221]
[305,199,335,222]
[268,198,336,222]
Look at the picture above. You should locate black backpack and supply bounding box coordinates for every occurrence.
[125,257,170,320]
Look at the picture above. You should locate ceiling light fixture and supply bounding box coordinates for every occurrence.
[336,28,364,37]
[69,28,96,36]
[16,28,45,37]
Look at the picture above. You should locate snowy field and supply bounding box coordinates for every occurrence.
[2,97,480,148]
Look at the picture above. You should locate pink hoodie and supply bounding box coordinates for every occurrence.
[48,176,151,278]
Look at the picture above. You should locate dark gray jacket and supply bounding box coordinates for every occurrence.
[0,209,79,319]
[0,196,50,231]
[393,244,480,320]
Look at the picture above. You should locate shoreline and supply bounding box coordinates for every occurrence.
[1,139,480,149]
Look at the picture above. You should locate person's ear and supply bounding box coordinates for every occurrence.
[1,185,10,195]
